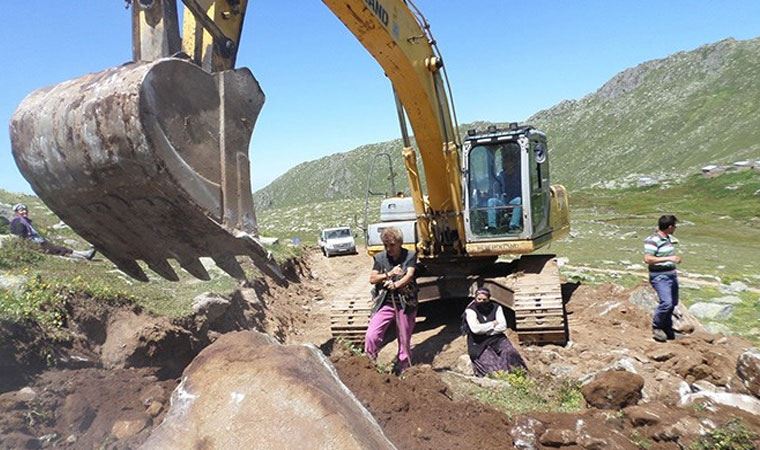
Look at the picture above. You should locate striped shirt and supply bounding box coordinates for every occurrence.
[644,232,678,272]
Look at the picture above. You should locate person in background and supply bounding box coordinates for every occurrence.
[486,151,522,231]
[9,203,95,260]
[644,214,681,342]
[462,287,526,377]
[364,227,418,373]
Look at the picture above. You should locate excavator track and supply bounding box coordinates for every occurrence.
[512,255,567,345]
[330,293,373,347]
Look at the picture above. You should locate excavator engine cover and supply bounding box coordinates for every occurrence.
[9,58,283,283]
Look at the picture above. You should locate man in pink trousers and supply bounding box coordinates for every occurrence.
[364,227,418,373]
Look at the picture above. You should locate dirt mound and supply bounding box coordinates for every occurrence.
[331,351,511,449]
[0,368,175,449]
[3,250,760,449]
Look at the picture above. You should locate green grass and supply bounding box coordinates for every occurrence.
[690,419,756,450]
[552,171,760,288]
[469,369,584,417]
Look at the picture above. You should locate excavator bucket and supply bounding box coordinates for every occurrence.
[9,57,284,283]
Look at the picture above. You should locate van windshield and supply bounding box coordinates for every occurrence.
[325,229,351,239]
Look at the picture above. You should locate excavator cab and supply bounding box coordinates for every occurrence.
[463,125,554,243]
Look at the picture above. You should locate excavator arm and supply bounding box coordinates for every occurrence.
[9,0,468,283]
[134,0,468,255]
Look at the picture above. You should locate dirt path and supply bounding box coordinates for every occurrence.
[300,250,470,370]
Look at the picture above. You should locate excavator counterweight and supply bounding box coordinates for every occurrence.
[10,57,283,282]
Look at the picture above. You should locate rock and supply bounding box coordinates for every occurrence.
[702,322,732,335]
[100,311,195,377]
[688,302,733,321]
[680,391,760,416]
[16,387,36,402]
[604,357,639,374]
[628,286,658,312]
[581,370,644,409]
[711,295,743,305]
[191,293,231,322]
[653,416,711,443]
[455,354,474,376]
[691,380,719,393]
[539,428,576,447]
[737,348,760,397]
[623,405,662,426]
[145,401,164,417]
[647,348,675,362]
[672,304,700,334]
[258,236,279,245]
[510,416,545,450]
[720,281,748,294]
[0,273,27,294]
[141,331,395,449]
[51,221,69,230]
[111,416,150,440]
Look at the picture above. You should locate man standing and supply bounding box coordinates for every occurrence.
[644,215,681,342]
[10,203,95,260]
[364,227,417,373]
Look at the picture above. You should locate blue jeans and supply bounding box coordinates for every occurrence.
[486,196,522,229]
[650,271,679,333]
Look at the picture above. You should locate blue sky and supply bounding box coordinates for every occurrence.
[1,1,759,194]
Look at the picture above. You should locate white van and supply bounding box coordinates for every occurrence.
[318,226,357,257]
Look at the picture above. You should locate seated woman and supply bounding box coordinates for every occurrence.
[462,288,526,377]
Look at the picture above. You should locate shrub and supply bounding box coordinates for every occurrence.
[0,238,43,270]
[691,419,757,450]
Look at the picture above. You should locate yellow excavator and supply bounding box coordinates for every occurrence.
[9,1,570,344]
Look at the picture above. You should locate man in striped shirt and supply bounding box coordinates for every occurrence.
[644,215,682,342]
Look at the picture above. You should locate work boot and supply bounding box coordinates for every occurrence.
[652,328,667,343]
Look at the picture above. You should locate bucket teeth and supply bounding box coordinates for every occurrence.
[146,259,179,282]
[250,254,286,285]
[212,255,246,280]
[8,58,286,284]
[109,256,149,283]
[178,257,210,281]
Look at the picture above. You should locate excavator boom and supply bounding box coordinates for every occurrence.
[9,1,569,344]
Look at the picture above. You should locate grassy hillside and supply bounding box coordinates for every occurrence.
[551,170,760,285]
[531,37,760,189]
[255,37,760,209]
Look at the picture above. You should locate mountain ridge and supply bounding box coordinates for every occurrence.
[254,36,760,210]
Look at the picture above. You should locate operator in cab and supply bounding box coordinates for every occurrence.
[365,227,418,374]
[486,148,522,231]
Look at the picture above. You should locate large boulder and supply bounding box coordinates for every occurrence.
[141,331,394,449]
[581,370,644,409]
[737,348,760,398]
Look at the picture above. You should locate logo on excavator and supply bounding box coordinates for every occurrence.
[365,0,389,27]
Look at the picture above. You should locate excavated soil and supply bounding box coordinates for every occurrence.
[2,250,760,449]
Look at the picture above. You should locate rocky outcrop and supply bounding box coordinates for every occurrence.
[142,331,394,449]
